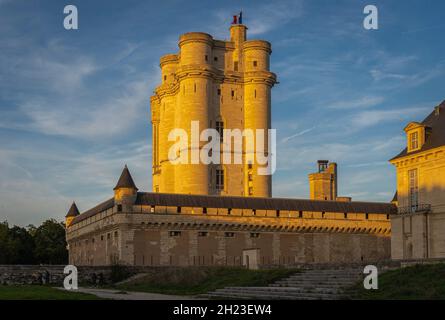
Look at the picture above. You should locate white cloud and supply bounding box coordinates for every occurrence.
[328,96,385,110]
[281,126,316,143]
[210,1,303,38]
[0,140,151,226]
[0,35,160,140]
[350,106,430,129]
[20,77,155,139]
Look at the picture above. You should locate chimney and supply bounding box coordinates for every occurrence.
[317,160,329,173]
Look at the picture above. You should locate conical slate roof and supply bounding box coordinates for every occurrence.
[113,165,138,191]
[66,202,80,217]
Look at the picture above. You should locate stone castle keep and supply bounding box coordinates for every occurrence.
[151,24,275,197]
[65,24,395,267]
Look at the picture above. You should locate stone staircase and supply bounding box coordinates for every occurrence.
[203,268,363,300]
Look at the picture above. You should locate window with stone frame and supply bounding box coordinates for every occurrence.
[216,121,224,142]
[216,168,224,191]
[409,169,419,211]
[410,131,419,150]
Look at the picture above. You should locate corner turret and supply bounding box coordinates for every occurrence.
[113,165,138,206]
[65,202,80,227]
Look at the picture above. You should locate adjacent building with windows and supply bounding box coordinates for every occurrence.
[390,101,445,260]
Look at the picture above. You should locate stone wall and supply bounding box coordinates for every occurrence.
[67,207,391,266]
[0,265,113,285]
[68,225,391,266]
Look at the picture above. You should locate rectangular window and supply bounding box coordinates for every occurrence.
[216,121,224,142]
[214,56,218,62]
[198,231,208,237]
[117,204,122,212]
[234,61,238,71]
[253,61,258,67]
[248,187,253,195]
[410,132,419,150]
[169,231,181,237]
[205,55,208,61]
[225,232,235,238]
[250,233,260,238]
[217,88,221,95]
[409,169,418,212]
[216,169,224,190]
[231,90,235,98]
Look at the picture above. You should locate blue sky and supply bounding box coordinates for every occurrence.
[1,0,445,226]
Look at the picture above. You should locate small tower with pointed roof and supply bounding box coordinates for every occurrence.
[65,201,80,227]
[114,165,138,208]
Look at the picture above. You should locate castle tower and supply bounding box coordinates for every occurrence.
[65,201,80,227]
[308,160,338,201]
[113,165,138,209]
[150,21,276,197]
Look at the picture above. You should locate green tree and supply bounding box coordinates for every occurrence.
[33,219,68,264]
[0,221,12,264]
[8,225,35,264]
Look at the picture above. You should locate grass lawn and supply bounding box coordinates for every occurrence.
[349,263,445,300]
[113,267,299,295]
[0,285,101,300]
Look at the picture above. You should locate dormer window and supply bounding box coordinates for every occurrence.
[409,132,419,150]
[404,122,426,153]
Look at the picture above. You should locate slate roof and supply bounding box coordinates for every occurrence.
[69,192,395,226]
[391,191,398,203]
[113,165,138,190]
[65,202,80,217]
[391,100,445,160]
[135,192,396,214]
[71,197,114,224]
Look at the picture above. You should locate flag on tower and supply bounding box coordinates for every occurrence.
[232,15,237,24]
[239,11,243,24]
